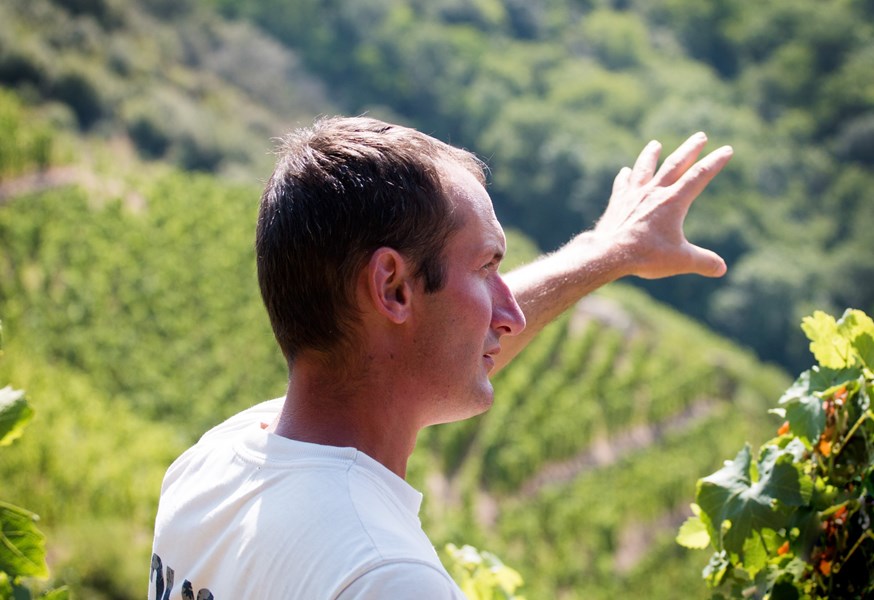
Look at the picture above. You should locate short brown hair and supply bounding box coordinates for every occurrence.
[256,116,486,363]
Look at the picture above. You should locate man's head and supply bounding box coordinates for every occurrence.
[256,116,487,364]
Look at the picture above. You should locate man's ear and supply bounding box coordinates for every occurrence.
[365,247,413,324]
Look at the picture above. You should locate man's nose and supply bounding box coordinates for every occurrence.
[492,274,526,336]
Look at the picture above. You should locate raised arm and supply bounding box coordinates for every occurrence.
[494,132,733,372]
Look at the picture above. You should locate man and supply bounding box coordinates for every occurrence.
[149,117,732,598]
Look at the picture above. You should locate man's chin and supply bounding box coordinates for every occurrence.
[429,386,494,426]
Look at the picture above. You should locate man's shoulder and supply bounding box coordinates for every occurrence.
[150,399,458,598]
[159,397,283,481]
[199,397,284,443]
[337,560,466,599]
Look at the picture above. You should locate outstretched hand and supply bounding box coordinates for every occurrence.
[594,132,733,280]
[496,132,733,372]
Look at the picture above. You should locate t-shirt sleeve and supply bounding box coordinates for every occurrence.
[336,561,467,599]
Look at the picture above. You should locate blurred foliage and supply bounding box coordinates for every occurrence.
[196,0,874,373]
[1,0,873,597]
[0,170,287,596]
[0,335,69,600]
[0,90,59,178]
[0,0,333,179]
[442,543,526,600]
[3,0,873,371]
[0,334,182,599]
[0,174,286,432]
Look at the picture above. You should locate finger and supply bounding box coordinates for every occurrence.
[669,145,734,208]
[629,140,661,186]
[639,244,727,280]
[652,132,708,187]
[612,166,632,195]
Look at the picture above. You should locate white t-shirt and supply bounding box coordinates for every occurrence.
[148,398,466,599]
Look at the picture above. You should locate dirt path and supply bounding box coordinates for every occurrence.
[518,398,718,498]
[613,504,693,573]
[0,167,80,203]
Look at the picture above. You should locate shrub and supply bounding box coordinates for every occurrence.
[678,309,874,598]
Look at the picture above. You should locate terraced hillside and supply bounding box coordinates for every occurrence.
[410,285,790,599]
[1,90,791,598]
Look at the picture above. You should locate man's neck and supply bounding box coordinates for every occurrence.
[272,360,421,479]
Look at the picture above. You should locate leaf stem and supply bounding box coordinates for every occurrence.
[832,409,874,462]
[835,529,874,574]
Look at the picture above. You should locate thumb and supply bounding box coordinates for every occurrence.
[687,245,727,278]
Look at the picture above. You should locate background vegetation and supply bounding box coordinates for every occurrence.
[0,0,871,597]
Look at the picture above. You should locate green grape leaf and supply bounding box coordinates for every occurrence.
[696,445,810,556]
[0,501,49,579]
[741,528,780,578]
[841,309,874,369]
[802,311,849,368]
[802,309,874,369]
[768,575,803,600]
[854,332,874,371]
[677,514,711,549]
[753,446,812,508]
[0,386,33,447]
[781,438,807,463]
[750,557,807,600]
[777,371,825,442]
[702,550,731,588]
[776,367,858,442]
[443,543,525,599]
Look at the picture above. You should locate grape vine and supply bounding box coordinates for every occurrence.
[0,327,67,599]
[442,543,526,600]
[677,309,874,598]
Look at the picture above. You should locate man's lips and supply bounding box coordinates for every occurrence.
[483,346,500,370]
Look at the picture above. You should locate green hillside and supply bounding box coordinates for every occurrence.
[200,0,874,373]
[4,0,873,371]
[2,0,867,597]
[0,0,334,179]
[0,92,287,596]
[410,285,788,599]
[1,89,789,597]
